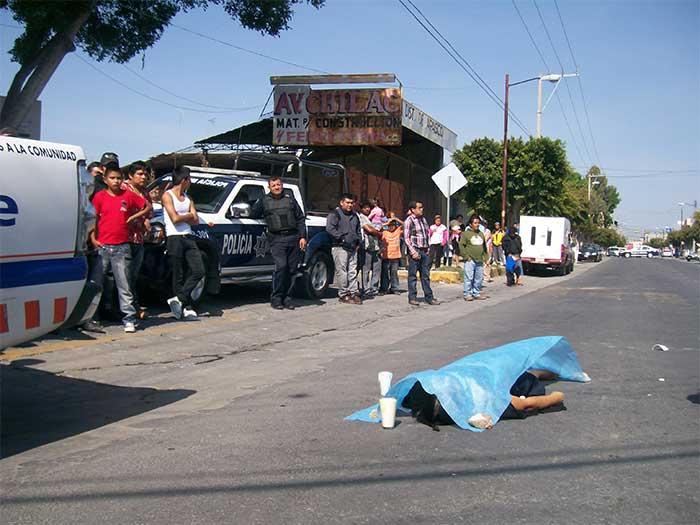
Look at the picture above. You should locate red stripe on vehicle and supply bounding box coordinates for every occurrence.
[25,300,40,329]
[0,304,8,333]
[53,297,67,324]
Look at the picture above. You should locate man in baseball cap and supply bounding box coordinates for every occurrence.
[100,151,119,168]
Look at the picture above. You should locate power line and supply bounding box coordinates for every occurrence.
[121,63,252,111]
[532,0,595,167]
[169,22,331,75]
[75,54,261,114]
[511,0,587,166]
[574,166,699,173]
[403,0,530,133]
[554,0,603,169]
[397,0,532,135]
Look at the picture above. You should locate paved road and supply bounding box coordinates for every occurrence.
[2,258,698,524]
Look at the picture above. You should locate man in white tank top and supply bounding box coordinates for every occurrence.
[161,166,205,319]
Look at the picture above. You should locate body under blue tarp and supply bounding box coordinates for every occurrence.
[346,336,590,431]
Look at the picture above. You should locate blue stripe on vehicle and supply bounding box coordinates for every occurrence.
[0,257,87,289]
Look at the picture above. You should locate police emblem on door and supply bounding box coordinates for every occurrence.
[254,233,270,258]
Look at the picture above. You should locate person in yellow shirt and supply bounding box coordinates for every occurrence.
[491,221,505,267]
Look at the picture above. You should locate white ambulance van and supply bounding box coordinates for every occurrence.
[520,215,576,276]
[0,137,99,349]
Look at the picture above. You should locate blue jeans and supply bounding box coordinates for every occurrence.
[100,243,136,324]
[463,260,484,298]
[408,249,434,301]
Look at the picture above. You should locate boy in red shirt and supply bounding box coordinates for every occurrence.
[91,164,150,332]
[379,217,404,294]
[124,162,152,318]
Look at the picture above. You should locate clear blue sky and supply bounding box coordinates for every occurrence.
[1,0,698,235]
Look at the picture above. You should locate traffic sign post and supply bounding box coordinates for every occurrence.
[431,162,467,265]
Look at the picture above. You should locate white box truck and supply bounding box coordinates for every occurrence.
[519,215,575,276]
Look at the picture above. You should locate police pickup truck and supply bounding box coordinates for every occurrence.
[139,166,334,303]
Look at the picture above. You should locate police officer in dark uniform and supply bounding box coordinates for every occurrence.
[253,176,307,310]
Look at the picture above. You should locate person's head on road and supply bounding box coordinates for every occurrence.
[339,193,355,214]
[434,214,442,226]
[172,165,191,192]
[469,214,480,231]
[360,201,372,217]
[268,176,283,198]
[409,201,424,218]
[103,164,124,194]
[128,162,148,191]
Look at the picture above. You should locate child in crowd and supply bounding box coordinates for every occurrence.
[91,163,151,332]
[368,198,386,227]
[379,217,404,294]
[429,214,448,269]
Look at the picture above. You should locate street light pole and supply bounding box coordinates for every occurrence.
[501,74,509,227]
[536,73,579,138]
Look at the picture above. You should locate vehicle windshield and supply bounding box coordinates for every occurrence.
[151,175,234,213]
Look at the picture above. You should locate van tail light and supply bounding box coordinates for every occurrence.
[75,160,96,255]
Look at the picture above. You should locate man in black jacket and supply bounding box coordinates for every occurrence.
[503,225,524,286]
[326,193,362,304]
[253,176,306,310]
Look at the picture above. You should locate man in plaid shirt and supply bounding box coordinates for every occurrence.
[404,201,440,306]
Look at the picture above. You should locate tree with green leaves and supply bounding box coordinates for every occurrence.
[0,0,324,130]
[453,136,588,226]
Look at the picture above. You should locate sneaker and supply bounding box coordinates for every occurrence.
[183,307,198,319]
[81,319,105,334]
[124,321,136,333]
[284,303,296,310]
[167,296,183,319]
[272,303,285,310]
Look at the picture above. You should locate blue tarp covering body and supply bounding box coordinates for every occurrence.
[346,336,590,431]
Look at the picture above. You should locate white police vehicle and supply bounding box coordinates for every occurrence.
[0,138,99,349]
[140,165,335,302]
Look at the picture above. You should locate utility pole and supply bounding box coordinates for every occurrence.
[501,74,509,227]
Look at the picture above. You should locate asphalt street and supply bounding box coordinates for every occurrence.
[1,257,698,524]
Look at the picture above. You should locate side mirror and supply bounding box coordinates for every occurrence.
[229,202,251,218]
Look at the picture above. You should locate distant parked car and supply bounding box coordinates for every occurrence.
[622,244,658,258]
[578,243,603,262]
[687,251,700,262]
[661,248,673,258]
[607,246,623,257]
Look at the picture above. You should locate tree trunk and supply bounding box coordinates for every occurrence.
[0,6,92,132]
[508,199,523,227]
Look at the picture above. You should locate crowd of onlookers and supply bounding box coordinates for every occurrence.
[81,153,529,333]
[325,195,526,307]
[83,153,202,334]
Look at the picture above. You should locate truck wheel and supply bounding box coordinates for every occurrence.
[624,252,631,258]
[301,251,332,299]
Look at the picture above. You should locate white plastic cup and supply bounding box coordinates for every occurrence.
[379,397,397,429]
[378,371,393,397]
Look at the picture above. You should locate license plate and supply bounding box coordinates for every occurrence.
[535,258,545,263]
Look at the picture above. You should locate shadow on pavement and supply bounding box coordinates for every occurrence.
[0,360,195,459]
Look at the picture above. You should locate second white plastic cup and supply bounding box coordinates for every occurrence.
[378,371,393,397]
[379,397,397,429]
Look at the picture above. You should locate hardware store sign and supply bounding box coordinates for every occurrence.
[273,86,402,146]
